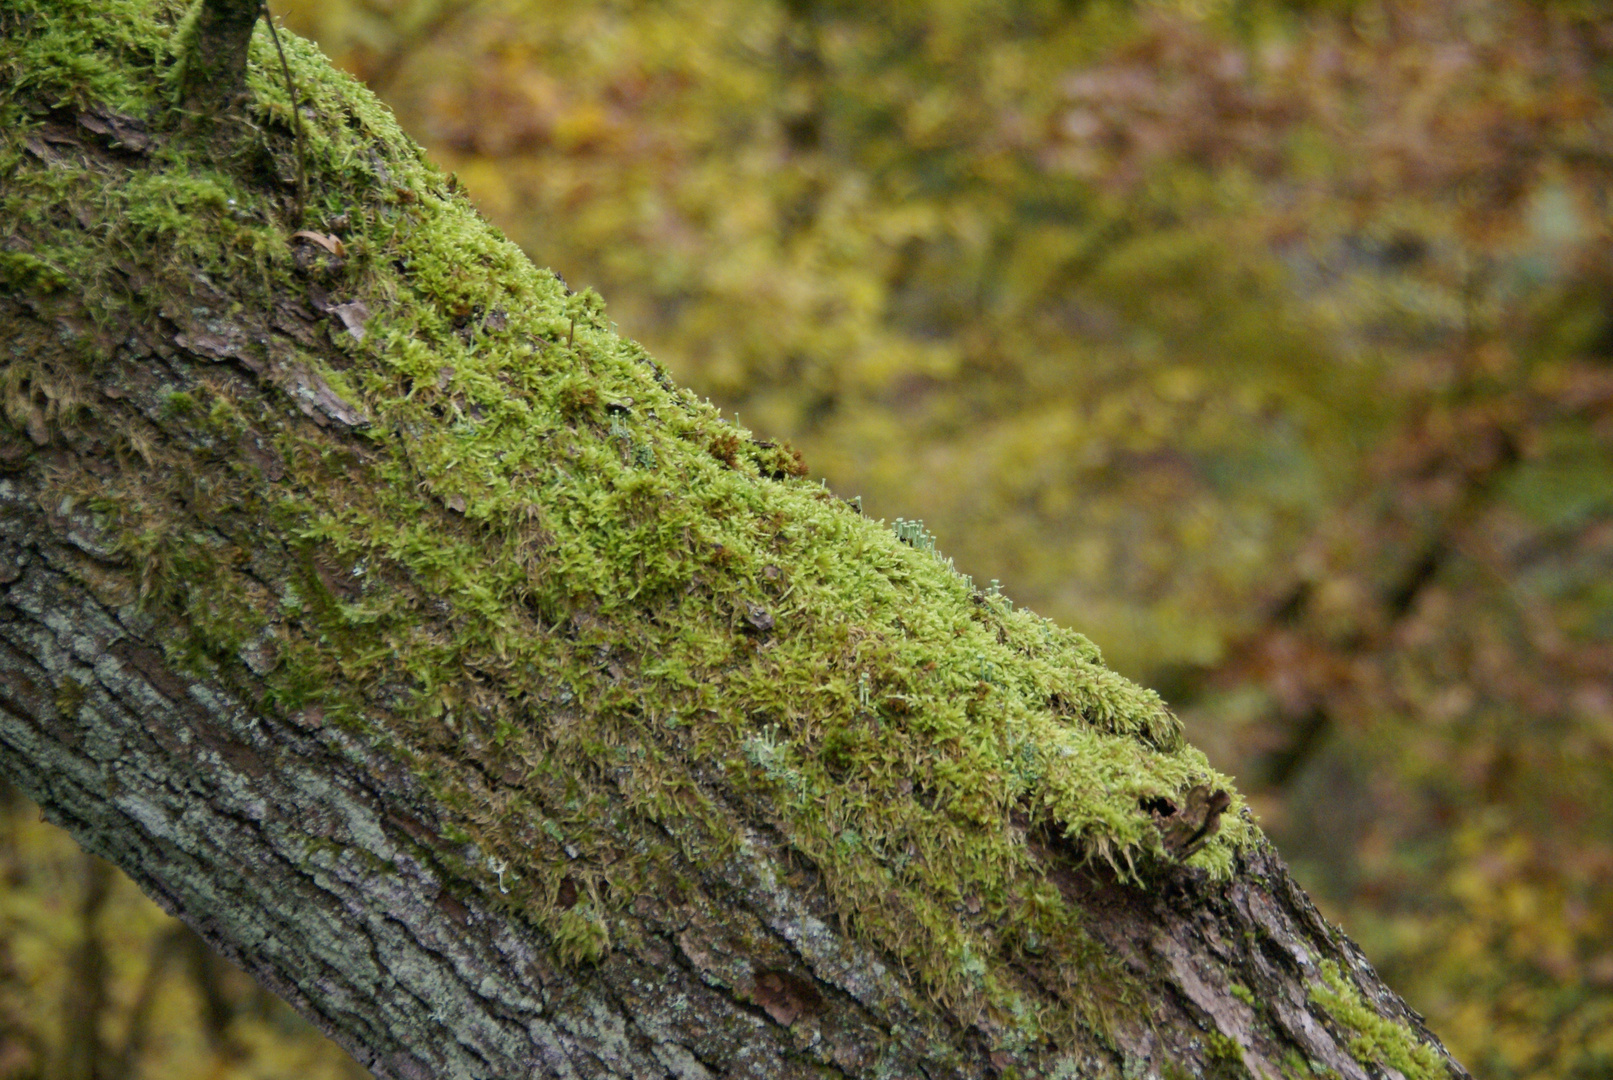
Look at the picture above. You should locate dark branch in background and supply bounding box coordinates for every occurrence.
[358,0,476,94]
[1176,409,1526,791]
[1260,705,1330,789]
[52,855,114,1080]
[106,927,191,1080]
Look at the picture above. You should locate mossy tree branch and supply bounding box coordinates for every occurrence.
[0,2,1471,1077]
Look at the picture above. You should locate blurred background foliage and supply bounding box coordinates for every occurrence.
[3,0,1611,1076]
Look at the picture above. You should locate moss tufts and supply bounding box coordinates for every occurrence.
[1310,960,1449,1080]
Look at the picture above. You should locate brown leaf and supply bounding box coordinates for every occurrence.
[292,230,346,257]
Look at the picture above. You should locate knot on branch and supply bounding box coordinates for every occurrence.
[1149,784,1232,861]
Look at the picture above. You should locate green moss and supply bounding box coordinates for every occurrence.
[1280,1049,1316,1077]
[1311,960,1448,1080]
[0,0,174,116]
[551,903,612,966]
[0,249,70,293]
[53,676,88,719]
[161,389,197,416]
[1203,1030,1246,1071]
[1,0,1259,1044]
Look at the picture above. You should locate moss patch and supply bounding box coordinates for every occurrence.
[1311,961,1448,1080]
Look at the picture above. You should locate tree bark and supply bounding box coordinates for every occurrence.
[0,2,1469,1078]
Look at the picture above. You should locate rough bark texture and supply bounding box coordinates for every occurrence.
[0,3,1470,1078]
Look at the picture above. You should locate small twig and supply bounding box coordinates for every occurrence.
[173,0,261,112]
[260,3,306,222]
